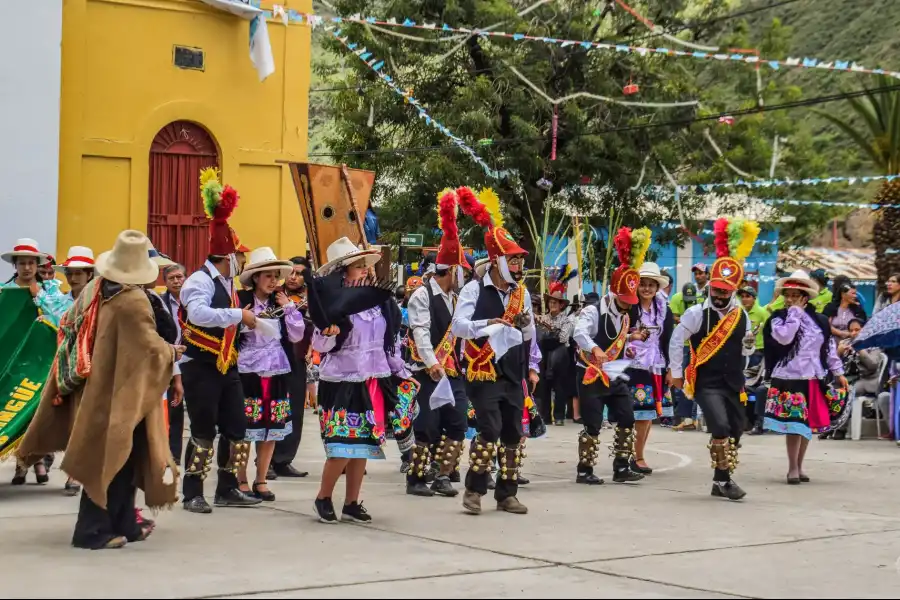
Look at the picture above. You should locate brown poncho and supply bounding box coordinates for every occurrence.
[18,285,178,510]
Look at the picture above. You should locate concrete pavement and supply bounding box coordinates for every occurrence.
[1,417,898,598]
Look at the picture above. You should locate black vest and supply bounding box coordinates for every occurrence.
[410,283,458,368]
[689,307,747,393]
[471,279,526,383]
[183,266,238,363]
[591,305,627,352]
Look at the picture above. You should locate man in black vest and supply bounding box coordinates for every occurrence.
[178,172,262,513]
[669,249,757,501]
[454,186,539,516]
[405,190,470,498]
[572,228,646,486]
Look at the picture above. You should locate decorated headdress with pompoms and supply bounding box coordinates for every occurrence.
[456,186,527,260]
[434,189,469,269]
[609,226,652,304]
[709,217,760,292]
[200,167,242,256]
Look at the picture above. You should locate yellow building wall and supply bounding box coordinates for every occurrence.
[57,0,312,262]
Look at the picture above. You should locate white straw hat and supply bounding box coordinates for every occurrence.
[239,247,294,286]
[317,237,382,275]
[1,238,50,264]
[474,257,491,279]
[638,262,670,287]
[774,269,819,298]
[54,246,96,272]
[95,230,159,285]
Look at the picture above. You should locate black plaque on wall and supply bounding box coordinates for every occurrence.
[173,46,204,71]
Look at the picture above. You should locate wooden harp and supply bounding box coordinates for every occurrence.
[285,162,376,269]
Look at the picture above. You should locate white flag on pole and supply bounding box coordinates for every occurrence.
[249,14,275,81]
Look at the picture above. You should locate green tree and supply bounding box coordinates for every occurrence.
[314,1,833,263]
[817,75,900,287]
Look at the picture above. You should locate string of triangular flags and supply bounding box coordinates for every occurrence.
[329,29,513,180]
[681,174,900,193]
[266,8,900,80]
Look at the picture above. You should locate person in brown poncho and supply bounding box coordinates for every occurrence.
[17,230,180,550]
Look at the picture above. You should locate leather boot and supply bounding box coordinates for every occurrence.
[431,436,462,497]
[406,442,435,497]
[709,437,746,501]
[576,430,604,485]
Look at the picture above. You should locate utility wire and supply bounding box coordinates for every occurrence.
[308,83,900,158]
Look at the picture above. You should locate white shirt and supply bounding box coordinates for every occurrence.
[178,260,242,367]
[573,295,627,366]
[451,266,535,343]
[163,291,183,345]
[668,297,754,378]
[408,278,455,370]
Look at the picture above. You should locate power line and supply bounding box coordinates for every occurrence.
[308,83,900,158]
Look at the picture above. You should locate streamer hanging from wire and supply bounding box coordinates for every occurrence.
[330,29,513,180]
[613,0,720,52]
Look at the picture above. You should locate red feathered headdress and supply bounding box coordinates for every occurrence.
[456,186,526,260]
[200,168,243,256]
[435,190,469,269]
[609,227,640,304]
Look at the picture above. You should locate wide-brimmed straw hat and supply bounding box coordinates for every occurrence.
[638,262,670,288]
[317,237,382,275]
[1,238,50,264]
[474,257,491,279]
[54,246,96,272]
[95,230,159,285]
[774,269,819,298]
[239,247,294,286]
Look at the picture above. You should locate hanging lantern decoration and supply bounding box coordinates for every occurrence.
[718,116,735,126]
[623,77,639,96]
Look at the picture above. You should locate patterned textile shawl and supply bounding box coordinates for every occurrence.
[54,277,104,401]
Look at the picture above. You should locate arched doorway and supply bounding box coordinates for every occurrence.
[148,121,219,273]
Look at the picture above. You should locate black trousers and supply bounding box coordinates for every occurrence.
[694,384,745,482]
[72,423,143,549]
[273,367,306,468]
[577,369,634,436]
[464,378,524,501]
[167,394,185,464]
[412,371,468,444]
[181,360,246,498]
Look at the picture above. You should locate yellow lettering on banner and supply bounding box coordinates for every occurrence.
[5,400,26,412]
[20,379,40,391]
[0,411,14,426]
[11,389,33,401]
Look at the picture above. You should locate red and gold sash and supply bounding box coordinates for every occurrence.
[684,308,742,399]
[408,325,459,377]
[464,285,525,382]
[179,288,240,375]
[579,314,630,386]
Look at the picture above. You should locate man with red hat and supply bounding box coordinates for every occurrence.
[453,187,539,515]
[178,168,261,514]
[572,227,647,486]
[405,190,471,499]
[669,218,759,501]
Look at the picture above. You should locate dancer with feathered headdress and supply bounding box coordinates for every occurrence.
[668,217,760,501]
[179,168,263,514]
[572,227,648,486]
[404,189,472,499]
[452,186,539,516]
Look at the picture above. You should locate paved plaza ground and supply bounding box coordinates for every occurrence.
[1,417,898,598]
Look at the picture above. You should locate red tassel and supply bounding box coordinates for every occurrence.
[456,186,493,228]
[713,218,729,258]
[613,227,632,266]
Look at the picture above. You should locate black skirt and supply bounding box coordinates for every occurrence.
[240,372,293,442]
[318,376,417,459]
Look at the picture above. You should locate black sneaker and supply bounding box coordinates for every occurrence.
[711,480,746,501]
[612,467,645,483]
[213,489,263,508]
[183,496,213,514]
[314,497,338,524]
[576,472,604,485]
[517,475,530,486]
[431,476,459,497]
[406,481,435,497]
[341,501,372,523]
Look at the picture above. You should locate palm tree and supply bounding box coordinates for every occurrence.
[818,75,900,288]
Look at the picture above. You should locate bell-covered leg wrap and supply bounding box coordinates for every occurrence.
[709,437,746,500]
[438,437,464,478]
[182,438,214,500]
[407,441,433,483]
[493,443,523,503]
[577,430,600,475]
[463,437,496,497]
[708,438,731,482]
[223,440,251,474]
[611,427,644,483]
